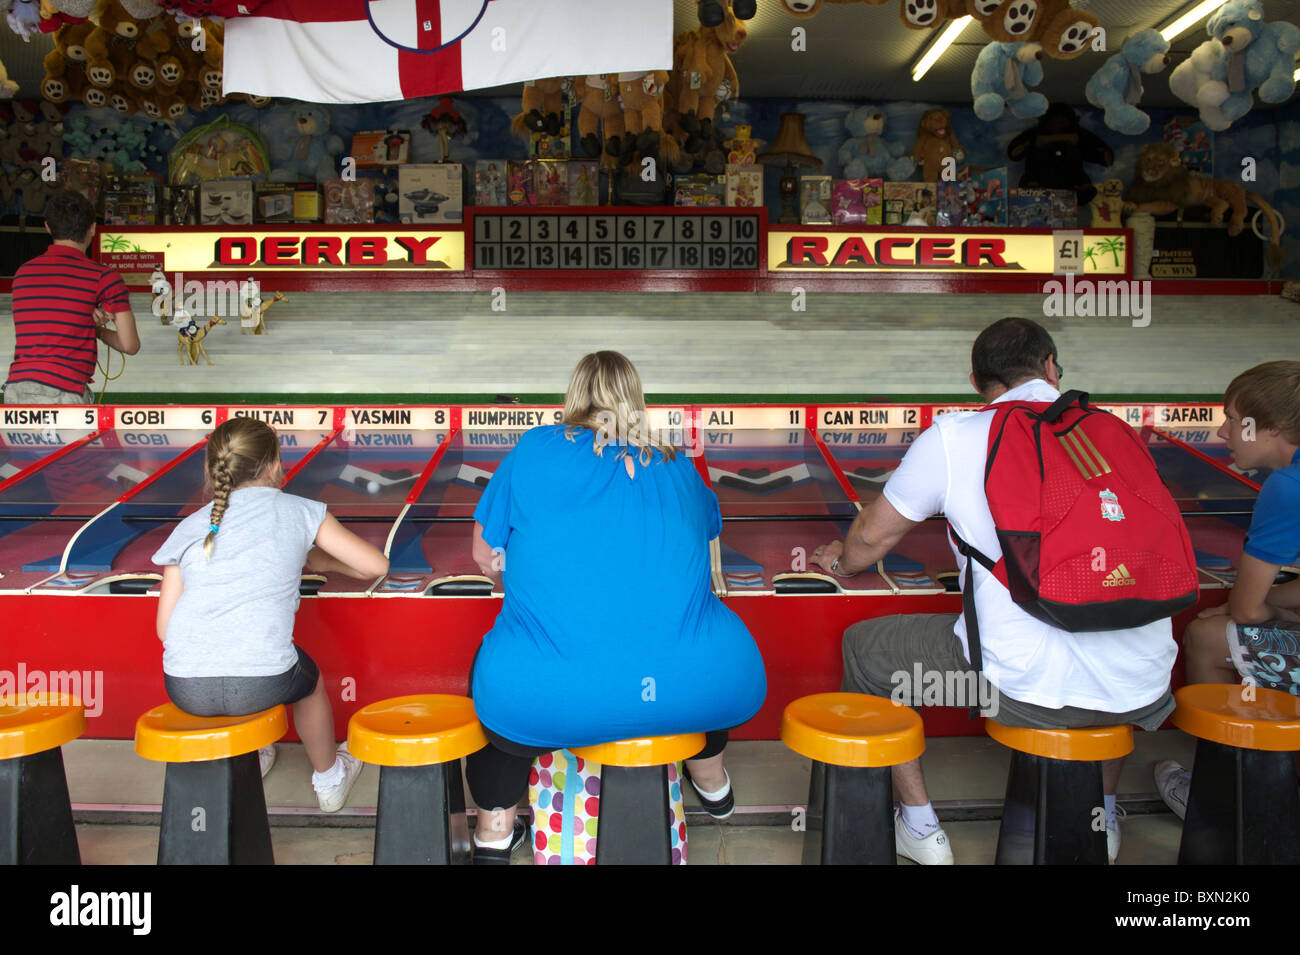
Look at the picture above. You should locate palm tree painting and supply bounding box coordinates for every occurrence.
[1087,236,1126,269]
[1082,245,1098,272]
[101,234,132,253]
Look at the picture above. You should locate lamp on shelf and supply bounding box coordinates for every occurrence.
[758,113,822,225]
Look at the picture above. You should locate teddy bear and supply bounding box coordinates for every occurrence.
[37,0,96,32]
[1084,29,1170,135]
[575,75,627,166]
[778,0,889,17]
[1007,102,1112,206]
[911,107,964,182]
[0,59,17,99]
[664,1,747,150]
[41,21,94,101]
[156,0,265,16]
[898,0,965,30]
[971,40,1046,120]
[1034,0,1098,60]
[1169,0,1299,131]
[836,105,915,180]
[85,0,171,88]
[268,105,344,183]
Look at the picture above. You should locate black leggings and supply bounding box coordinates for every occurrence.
[463,649,731,809]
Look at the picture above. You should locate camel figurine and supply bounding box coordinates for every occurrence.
[178,317,227,366]
[240,290,288,335]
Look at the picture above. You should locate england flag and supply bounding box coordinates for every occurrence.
[223,0,673,104]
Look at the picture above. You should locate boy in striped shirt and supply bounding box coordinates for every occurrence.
[4,190,140,405]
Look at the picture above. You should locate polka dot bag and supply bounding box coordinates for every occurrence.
[528,749,689,865]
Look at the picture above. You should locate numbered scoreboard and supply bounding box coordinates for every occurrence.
[472,211,762,271]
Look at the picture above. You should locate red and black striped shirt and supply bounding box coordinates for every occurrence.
[6,244,130,393]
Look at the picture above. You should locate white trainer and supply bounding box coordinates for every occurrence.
[258,745,277,778]
[894,814,954,865]
[1107,804,1126,864]
[1154,759,1190,821]
[316,743,363,813]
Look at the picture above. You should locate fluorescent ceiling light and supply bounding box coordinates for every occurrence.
[1158,0,1228,42]
[912,15,972,82]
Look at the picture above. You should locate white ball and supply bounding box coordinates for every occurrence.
[367,480,380,494]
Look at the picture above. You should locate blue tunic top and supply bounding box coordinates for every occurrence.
[471,425,766,749]
[1244,448,1300,567]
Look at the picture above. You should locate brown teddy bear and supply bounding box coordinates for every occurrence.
[575,74,626,167]
[912,107,964,182]
[899,0,966,30]
[1033,0,1098,60]
[85,0,170,88]
[41,21,95,101]
[780,0,890,18]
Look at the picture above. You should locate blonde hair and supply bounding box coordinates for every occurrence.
[1224,361,1300,445]
[203,417,281,559]
[561,351,677,464]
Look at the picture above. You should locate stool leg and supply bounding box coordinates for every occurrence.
[803,761,894,865]
[374,761,471,865]
[158,753,273,865]
[1181,741,1300,865]
[0,748,80,865]
[996,753,1106,865]
[595,765,672,865]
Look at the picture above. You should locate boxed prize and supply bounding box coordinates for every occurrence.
[398,163,463,223]
[883,182,935,227]
[102,174,159,225]
[1008,187,1077,228]
[255,182,322,223]
[62,159,102,209]
[199,178,255,225]
[799,175,832,225]
[507,159,537,206]
[963,167,1008,227]
[533,160,567,205]
[567,161,598,206]
[724,163,763,208]
[831,178,882,226]
[671,172,725,207]
[350,129,413,168]
[475,160,507,206]
[323,178,376,224]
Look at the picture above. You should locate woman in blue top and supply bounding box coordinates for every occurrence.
[465,351,766,861]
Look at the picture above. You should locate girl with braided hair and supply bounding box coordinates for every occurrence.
[152,417,389,812]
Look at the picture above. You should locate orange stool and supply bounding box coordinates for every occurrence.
[987,721,1133,865]
[348,695,487,865]
[572,734,705,865]
[135,703,286,865]
[781,693,925,865]
[1171,684,1300,865]
[0,694,86,865]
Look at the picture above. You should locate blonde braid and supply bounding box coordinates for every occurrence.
[203,448,236,560]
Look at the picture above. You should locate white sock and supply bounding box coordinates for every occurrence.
[312,756,344,792]
[474,830,515,850]
[899,801,940,839]
[1104,794,1118,827]
[693,769,731,801]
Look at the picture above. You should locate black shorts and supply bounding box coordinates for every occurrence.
[165,646,320,718]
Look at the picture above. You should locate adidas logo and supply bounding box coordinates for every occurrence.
[1102,564,1137,588]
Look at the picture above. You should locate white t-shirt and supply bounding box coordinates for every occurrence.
[882,379,1176,712]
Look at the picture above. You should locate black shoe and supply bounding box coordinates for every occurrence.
[732,0,756,19]
[682,765,735,820]
[698,0,725,27]
[472,820,528,865]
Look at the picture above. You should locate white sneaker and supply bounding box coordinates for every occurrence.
[1107,805,1126,864]
[894,813,954,865]
[258,745,277,778]
[315,743,363,813]
[1154,759,1190,821]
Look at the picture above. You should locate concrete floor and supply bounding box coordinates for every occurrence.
[62,731,1198,865]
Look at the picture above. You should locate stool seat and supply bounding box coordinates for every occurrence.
[986,721,1133,761]
[0,694,87,759]
[1172,684,1300,752]
[573,733,705,767]
[347,694,487,766]
[134,703,286,763]
[781,692,924,767]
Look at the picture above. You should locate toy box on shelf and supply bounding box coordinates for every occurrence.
[831,177,882,226]
[199,179,255,225]
[534,160,567,205]
[1008,187,1077,228]
[62,159,103,210]
[962,167,1007,227]
[507,159,538,206]
[350,129,413,168]
[883,182,935,226]
[935,179,966,227]
[671,172,726,207]
[102,173,159,225]
[255,182,322,223]
[398,163,463,223]
[162,184,198,225]
[475,160,508,206]
[1162,115,1212,174]
[323,179,376,224]
[567,160,598,206]
[725,164,763,208]
[799,175,832,225]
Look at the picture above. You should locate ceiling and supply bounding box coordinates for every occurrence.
[0,0,1296,109]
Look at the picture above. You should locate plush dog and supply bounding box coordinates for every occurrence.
[836,105,914,181]
[912,107,963,182]
[971,40,1046,120]
[1084,29,1170,135]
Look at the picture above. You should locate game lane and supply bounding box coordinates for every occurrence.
[1157,425,1272,487]
[1143,426,1258,515]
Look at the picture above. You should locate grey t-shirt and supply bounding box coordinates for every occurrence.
[152,487,328,678]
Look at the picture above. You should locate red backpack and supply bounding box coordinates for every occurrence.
[950,390,1197,674]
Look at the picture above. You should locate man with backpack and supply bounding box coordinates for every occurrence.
[812,317,1191,865]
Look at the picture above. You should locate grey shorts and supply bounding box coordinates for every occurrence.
[841,613,1175,731]
[3,380,94,405]
[165,646,320,718]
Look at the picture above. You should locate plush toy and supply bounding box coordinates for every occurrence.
[1087,177,1124,227]
[85,0,171,88]
[898,0,966,30]
[575,74,626,167]
[912,107,963,182]
[613,71,680,167]
[40,21,90,102]
[1084,29,1170,135]
[664,1,748,150]
[1169,0,1300,131]
[157,0,265,15]
[38,0,95,32]
[836,105,914,181]
[778,0,888,17]
[267,105,344,182]
[5,0,42,39]
[1124,141,1284,268]
[511,76,570,139]
[0,59,17,98]
[1007,103,1111,205]
[971,41,1046,120]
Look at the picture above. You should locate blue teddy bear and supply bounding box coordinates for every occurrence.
[1084,29,1170,135]
[971,41,1047,122]
[836,105,915,181]
[1170,0,1300,130]
[268,106,345,183]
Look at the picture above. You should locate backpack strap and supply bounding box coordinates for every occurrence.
[1039,389,1090,424]
[948,526,996,719]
